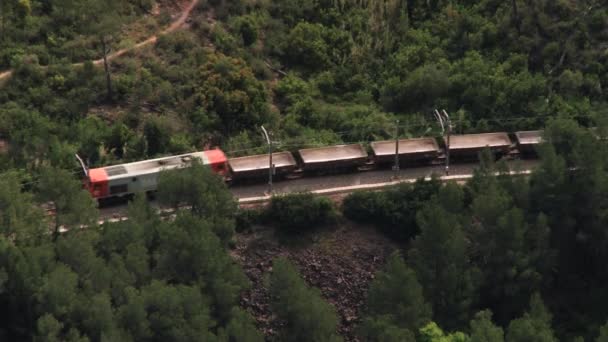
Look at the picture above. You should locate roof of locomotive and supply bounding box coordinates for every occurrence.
[448,132,512,150]
[371,138,440,156]
[298,144,368,164]
[514,130,543,145]
[88,150,227,181]
[228,152,297,173]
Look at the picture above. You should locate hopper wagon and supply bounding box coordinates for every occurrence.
[297,144,369,172]
[228,152,298,181]
[371,138,441,166]
[514,130,543,156]
[447,132,512,160]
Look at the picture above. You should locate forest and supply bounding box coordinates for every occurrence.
[2,0,608,340]
[1,0,607,170]
[3,118,608,341]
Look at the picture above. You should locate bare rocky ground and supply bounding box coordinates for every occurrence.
[231,220,398,341]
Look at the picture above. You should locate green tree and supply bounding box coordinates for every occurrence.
[409,185,479,330]
[470,310,504,342]
[269,258,342,342]
[35,313,63,342]
[157,159,237,245]
[196,53,269,134]
[221,308,264,342]
[357,316,415,342]
[418,322,469,342]
[35,264,79,329]
[116,287,151,340]
[0,104,55,169]
[506,293,557,342]
[360,252,431,337]
[468,172,552,322]
[143,118,170,156]
[235,16,258,46]
[0,170,45,244]
[285,22,331,70]
[37,167,97,239]
[141,281,217,341]
[597,321,608,342]
[82,0,126,99]
[76,116,110,166]
[154,213,249,320]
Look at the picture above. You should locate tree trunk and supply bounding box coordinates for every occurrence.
[101,36,113,100]
[511,0,521,34]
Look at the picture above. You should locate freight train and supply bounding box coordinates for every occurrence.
[82,130,543,200]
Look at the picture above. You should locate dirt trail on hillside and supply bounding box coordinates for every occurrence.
[0,0,199,83]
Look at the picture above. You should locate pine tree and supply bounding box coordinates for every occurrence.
[597,320,608,342]
[269,258,342,342]
[37,167,98,239]
[359,252,431,338]
[157,159,237,245]
[470,310,504,342]
[409,191,478,330]
[0,170,45,245]
[357,316,415,342]
[468,174,551,322]
[506,293,557,342]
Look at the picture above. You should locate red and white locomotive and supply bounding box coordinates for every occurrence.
[82,149,228,200]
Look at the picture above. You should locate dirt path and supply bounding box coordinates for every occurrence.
[0,0,199,83]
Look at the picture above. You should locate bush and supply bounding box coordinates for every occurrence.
[342,177,442,241]
[235,208,264,233]
[235,16,258,46]
[267,192,335,234]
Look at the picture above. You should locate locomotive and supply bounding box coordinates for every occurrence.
[81,130,543,200]
[83,150,227,200]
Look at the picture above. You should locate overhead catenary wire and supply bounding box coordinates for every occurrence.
[2,112,604,188]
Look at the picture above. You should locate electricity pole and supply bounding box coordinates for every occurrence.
[443,110,452,176]
[261,126,273,195]
[393,119,400,179]
[434,109,452,176]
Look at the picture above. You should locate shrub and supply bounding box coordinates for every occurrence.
[235,208,264,233]
[342,177,442,241]
[267,192,335,234]
[236,16,258,46]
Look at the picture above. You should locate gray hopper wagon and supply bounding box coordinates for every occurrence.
[228,152,297,180]
[298,144,369,171]
[371,138,441,164]
[448,132,512,159]
[514,130,543,155]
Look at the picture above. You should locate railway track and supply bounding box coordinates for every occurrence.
[97,159,540,224]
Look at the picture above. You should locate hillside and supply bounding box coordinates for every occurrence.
[2,0,608,341]
[2,0,607,170]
